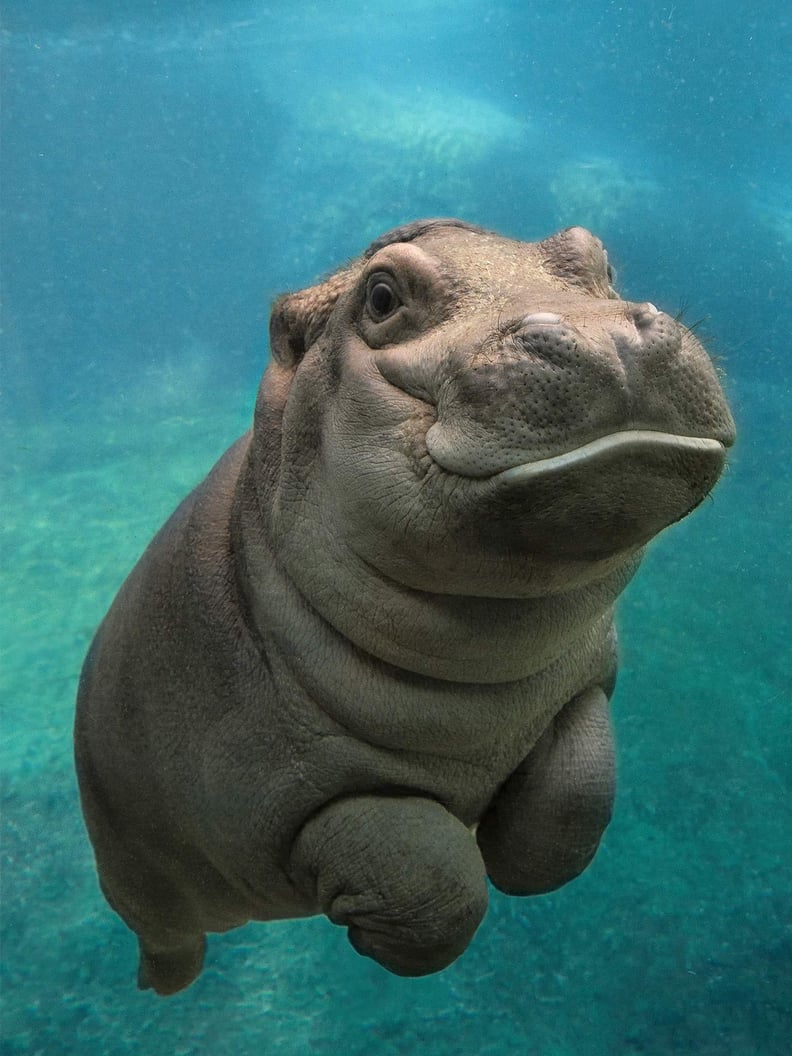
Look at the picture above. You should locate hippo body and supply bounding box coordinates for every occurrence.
[74,219,735,994]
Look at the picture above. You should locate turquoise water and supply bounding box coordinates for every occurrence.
[2,2,790,1053]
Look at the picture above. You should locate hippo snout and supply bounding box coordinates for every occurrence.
[409,299,733,556]
[422,306,730,479]
[422,302,731,483]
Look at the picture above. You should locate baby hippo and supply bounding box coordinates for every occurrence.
[75,219,735,994]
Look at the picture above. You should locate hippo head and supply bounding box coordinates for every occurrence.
[251,219,734,609]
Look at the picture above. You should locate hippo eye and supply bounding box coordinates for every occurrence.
[366,274,402,321]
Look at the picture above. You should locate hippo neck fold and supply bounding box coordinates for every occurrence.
[233,458,639,686]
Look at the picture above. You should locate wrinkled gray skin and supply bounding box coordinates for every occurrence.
[75,219,735,995]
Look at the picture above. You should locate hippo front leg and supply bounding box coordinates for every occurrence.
[477,686,616,895]
[290,795,488,975]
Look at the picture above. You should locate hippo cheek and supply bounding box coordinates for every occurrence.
[456,430,728,561]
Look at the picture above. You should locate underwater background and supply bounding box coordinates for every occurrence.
[1,0,790,1052]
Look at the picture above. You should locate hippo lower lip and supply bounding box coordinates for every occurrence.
[435,429,728,558]
[486,430,727,484]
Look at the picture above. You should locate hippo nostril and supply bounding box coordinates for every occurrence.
[632,302,661,329]
[520,312,563,327]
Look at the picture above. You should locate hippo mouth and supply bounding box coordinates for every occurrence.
[480,430,726,484]
[428,429,729,558]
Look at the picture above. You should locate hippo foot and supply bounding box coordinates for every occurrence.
[477,686,616,895]
[137,934,206,995]
[290,794,488,976]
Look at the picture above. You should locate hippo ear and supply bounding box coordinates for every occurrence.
[539,227,617,299]
[269,268,354,367]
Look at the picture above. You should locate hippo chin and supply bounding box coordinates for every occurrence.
[74,218,735,995]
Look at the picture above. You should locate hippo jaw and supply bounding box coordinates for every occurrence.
[427,428,729,560]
